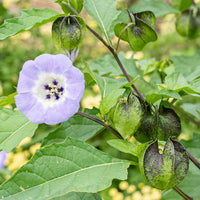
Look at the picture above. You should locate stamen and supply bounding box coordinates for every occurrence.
[43,79,64,101]
[46,94,51,99]
[58,87,64,92]
[53,80,58,85]
[55,93,60,100]
[44,85,49,90]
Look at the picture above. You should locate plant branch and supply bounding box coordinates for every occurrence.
[171,105,200,169]
[186,150,200,169]
[191,0,196,6]
[172,105,200,127]
[173,186,193,200]
[77,111,123,139]
[62,2,145,101]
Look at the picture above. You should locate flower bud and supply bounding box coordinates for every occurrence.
[52,16,86,62]
[157,106,181,141]
[139,138,189,190]
[111,92,143,139]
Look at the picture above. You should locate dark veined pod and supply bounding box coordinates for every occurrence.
[157,106,181,141]
[52,16,86,62]
[138,138,189,190]
[134,109,156,143]
[111,92,143,139]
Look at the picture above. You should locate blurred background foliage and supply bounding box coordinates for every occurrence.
[0,0,200,200]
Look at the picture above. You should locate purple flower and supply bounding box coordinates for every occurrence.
[0,150,6,169]
[15,54,85,125]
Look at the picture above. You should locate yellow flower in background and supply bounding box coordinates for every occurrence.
[108,181,162,200]
[5,136,41,174]
[109,188,118,197]
[39,23,52,36]
[3,0,19,9]
[29,143,41,155]
[127,185,136,194]
[5,151,28,173]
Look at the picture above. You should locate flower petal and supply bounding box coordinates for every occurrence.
[64,66,85,84]
[44,98,80,125]
[15,93,37,115]
[26,101,46,124]
[53,54,73,73]
[17,73,36,93]
[20,60,39,80]
[0,150,6,169]
[34,54,54,72]
[65,82,85,100]
[35,54,72,74]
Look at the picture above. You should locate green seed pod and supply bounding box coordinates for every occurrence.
[157,106,181,141]
[52,16,86,51]
[176,8,200,39]
[111,92,143,139]
[134,110,156,143]
[139,138,189,190]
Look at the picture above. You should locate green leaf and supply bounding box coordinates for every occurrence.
[107,139,138,157]
[0,137,130,200]
[42,109,104,146]
[0,108,38,152]
[146,89,181,104]
[127,17,157,51]
[84,0,120,46]
[0,92,17,107]
[158,72,200,95]
[89,52,140,78]
[50,192,102,200]
[81,61,97,86]
[0,8,62,40]
[172,0,192,11]
[172,50,200,81]
[100,89,124,115]
[130,0,179,18]
[57,0,84,15]
[120,75,140,88]
[94,73,127,98]
[180,103,200,120]
[162,133,200,199]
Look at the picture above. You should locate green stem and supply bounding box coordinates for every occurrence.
[172,105,200,127]
[173,186,193,200]
[116,22,134,51]
[171,105,200,168]
[76,111,123,139]
[186,150,200,169]
[191,0,196,6]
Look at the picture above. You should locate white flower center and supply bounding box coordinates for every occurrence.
[32,73,67,106]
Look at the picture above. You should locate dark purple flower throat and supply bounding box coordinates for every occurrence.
[44,80,64,101]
